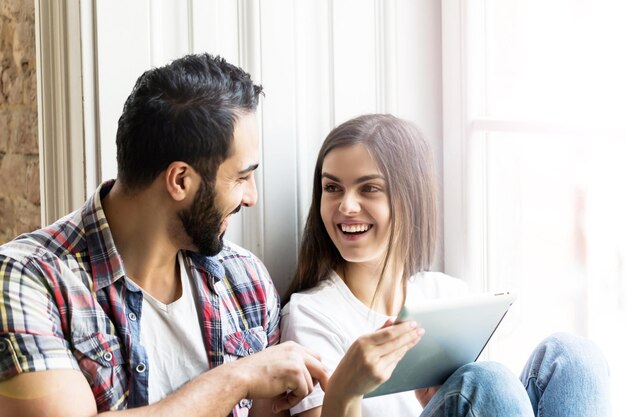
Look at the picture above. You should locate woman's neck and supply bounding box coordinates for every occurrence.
[339,261,405,316]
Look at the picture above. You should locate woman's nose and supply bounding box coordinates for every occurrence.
[339,191,360,214]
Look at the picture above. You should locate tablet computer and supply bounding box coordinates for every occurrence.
[365,291,516,398]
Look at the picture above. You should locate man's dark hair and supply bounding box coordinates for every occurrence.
[116,53,263,189]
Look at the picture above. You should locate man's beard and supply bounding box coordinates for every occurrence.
[178,178,226,257]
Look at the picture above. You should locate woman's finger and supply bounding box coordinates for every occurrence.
[367,321,419,345]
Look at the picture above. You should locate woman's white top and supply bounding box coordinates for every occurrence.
[281,271,468,417]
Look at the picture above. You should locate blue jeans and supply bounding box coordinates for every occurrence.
[420,333,611,416]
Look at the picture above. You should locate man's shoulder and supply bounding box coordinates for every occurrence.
[204,241,279,327]
[205,240,272,286]
[217,241,270,275]
[0,210,86,267]
[216,240,258,262]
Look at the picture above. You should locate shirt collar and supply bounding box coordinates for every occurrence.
[83,180,127,291]
[83,180,225,291]
[187,251,225,283]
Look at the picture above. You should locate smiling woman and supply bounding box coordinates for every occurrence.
[286,114,439,308]
[281,114,611,417]
[282,114,461,416]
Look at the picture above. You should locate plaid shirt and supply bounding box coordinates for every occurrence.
[0,181,280,416]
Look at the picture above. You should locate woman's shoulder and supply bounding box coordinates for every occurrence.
[407,271,469,299]
[282,273,344,314]
[280,273,355,346]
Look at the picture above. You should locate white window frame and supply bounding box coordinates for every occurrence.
[35,0,89,224]
[442,0,475,284]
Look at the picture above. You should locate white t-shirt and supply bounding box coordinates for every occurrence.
[135,252,209,403]
[281,271,468,417]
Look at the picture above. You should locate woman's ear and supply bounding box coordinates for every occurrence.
[164,161,195,202]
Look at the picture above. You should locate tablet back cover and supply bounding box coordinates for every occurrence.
[365,292,516,398]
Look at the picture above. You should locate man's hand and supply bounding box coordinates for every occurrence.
[234,341,330,413]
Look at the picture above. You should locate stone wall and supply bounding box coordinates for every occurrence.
[0,0,39,244]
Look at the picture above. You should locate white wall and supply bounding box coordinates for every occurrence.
[82,0,443,294]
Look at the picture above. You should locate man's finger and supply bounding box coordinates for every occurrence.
[272,390,305,413]
[296,344,324,362]
[303,355,331,391]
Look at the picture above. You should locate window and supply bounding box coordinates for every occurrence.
[444,0,626,410]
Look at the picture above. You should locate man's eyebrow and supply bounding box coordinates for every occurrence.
[321,173,385,183]
[238,163,259,175]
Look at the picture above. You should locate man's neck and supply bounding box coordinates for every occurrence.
[102,181,182,304]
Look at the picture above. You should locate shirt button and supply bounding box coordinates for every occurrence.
[239,399,251,408]
[247,348,254,355]
[128,312,137,321]
[135,363,146,373]
[103,352,113,362]
[0,340,7,353]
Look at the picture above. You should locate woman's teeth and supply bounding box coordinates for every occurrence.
[340,224,371,233]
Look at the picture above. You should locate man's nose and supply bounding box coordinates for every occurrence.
[242,173,258,207]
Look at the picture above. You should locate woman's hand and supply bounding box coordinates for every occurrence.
[415,385,440,408]
[321,319,424,416]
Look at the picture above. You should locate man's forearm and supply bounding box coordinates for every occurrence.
[100,363,248,417]
[0,341,327,417]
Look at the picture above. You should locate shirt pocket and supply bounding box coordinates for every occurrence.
[223,326,268,357]
[73,332,127,410]
[223,327,267,415]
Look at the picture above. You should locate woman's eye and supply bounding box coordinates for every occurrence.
[362,185,380,193]
[323,184,339,192]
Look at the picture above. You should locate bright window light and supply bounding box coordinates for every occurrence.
[461,0,626,411]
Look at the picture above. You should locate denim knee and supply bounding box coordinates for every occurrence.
[533,332,609,377]
[452,361,531,402]
[521,333,611,417]
[427,361,534,417]
[455,361,521,389]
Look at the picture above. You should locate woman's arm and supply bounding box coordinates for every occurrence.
[295,407,323,417]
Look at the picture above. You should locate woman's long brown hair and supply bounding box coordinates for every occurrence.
[284,114,438,305]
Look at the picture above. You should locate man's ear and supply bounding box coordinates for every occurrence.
[164,161,196,202]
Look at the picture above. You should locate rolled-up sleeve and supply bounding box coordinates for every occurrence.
[0,255,78,381]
